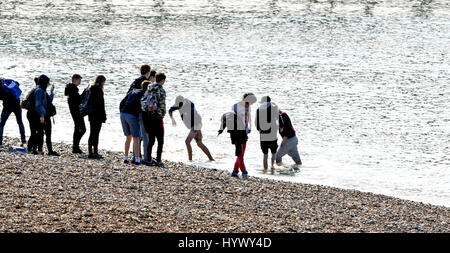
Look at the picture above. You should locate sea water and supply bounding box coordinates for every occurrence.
[0,0,449,207]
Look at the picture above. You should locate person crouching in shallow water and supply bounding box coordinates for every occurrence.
[27,75,49,155]
[276,110,302,167]
[142,72,166,167]
[65,74,86,154]
[169,95,214,162]
[87,75,107,159]
[256,96,279,172]
[219,93,257,179]
[119,80,149,165]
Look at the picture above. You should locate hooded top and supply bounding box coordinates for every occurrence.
[279,110,296,138]
[127,76,149,94]
[64,83,82,117]
[169,96,202,130]
[256,102,279,142]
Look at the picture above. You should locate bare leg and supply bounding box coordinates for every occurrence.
[185,131,195,161]
[124,136,132,158]
[197,141,214,161]
[133,136,140,162]
[271,152,276,170]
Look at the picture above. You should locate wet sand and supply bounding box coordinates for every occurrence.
[0,137,449,233]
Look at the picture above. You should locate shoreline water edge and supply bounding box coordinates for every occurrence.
[0,137,449,233]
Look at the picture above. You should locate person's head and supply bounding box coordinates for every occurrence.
[94,75,106,90]
[141,80,151,92]
[260,96,271,103]
[35,75,50,90]
[149,70,156,83]
[155,72,166,85]
[72,74,82,86]
[243,92,257,107]
[175,95,185,108]
[140,64,151,79]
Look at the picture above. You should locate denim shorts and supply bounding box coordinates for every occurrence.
[120,113,140,137]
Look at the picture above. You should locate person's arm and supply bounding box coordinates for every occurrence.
[159,88,166,118]
[34,89,47,122]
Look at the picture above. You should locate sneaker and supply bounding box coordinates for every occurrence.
[72,148,84,154]
[231,171,239,178]
[48,151,60,156]
[95,154,104,159]
[124,160,130,164]
[155,162,165,168]
[242,171,248,179]
[133,161,141,166]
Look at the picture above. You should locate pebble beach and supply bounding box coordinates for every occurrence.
[0,137,449,233]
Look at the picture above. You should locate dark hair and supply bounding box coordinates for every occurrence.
[141,80,151,92]
[35,75,50,89]
[140,64,151,76]
[243,92,257,105]
[155,72,166,83]
[72,74,82,82]
[150,70,156,78]
[94,75,106,89]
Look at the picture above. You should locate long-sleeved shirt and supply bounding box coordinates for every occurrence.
[279,111,296,139]
[64,83,82,117]
[169,97,202,130]
[89,84,106,123]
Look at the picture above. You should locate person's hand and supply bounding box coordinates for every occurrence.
[40,117,45,124]
[50,85,55,93]
[282,137,287,146]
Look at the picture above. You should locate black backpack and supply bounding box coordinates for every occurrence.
[21,88,37,110]
[46,93,56,117]
[79,88,92,117]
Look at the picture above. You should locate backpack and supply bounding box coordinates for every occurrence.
[1,79,22,101]
[141,86,159,113]
[46,93,56,117]
[79,88,92,117]
[21,88,37,110]
[120,89,142,112]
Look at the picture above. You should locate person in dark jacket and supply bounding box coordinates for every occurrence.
[43,84,59,156]
[255,96,279,171]
[120,81,148,165]
[87,75,107,159]
[127,64,151,93]
[0,80,26,150]
[64,74,86,153]
[276,110,302,166]
[27,75,49,155]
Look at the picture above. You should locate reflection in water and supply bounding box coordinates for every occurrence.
[412,0,433,18]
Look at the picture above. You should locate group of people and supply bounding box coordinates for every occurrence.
[0,64,302,179]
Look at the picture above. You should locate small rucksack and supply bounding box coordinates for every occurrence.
[141,87,158,113]
[1,79,22,101]
[79,88,92,117]
[21,88,37,110]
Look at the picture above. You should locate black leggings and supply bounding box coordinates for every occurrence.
[27,111,44,153]
[144,116,164,162]
[44,117,53,153]
[88,120,102,154]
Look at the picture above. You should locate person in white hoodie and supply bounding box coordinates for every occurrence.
[169,95,214,161]
[255,96,280,171]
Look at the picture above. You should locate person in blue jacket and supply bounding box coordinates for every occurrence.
[0,79,26,150]
[27,75,50,155]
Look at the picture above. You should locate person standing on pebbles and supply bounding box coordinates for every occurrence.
[142,72,166,167]
[276,110,302,168]
[256,96,279,172]
[65,74,86,154]
[169,95,214,162]
[87,75,107,159]
[219,93,257,179]
[26,75,50,155]
[0,79,26,151]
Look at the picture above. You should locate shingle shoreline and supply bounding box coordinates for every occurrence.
[0,137,449,233]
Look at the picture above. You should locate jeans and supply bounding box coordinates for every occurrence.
[139,113,149,161]
[44,117,53,153]
[27,110,44,153]
[276,136,302,164]
[144,114,164,162]
[0,102,26,145]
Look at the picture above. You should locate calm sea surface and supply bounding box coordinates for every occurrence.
[1,0,449,206]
